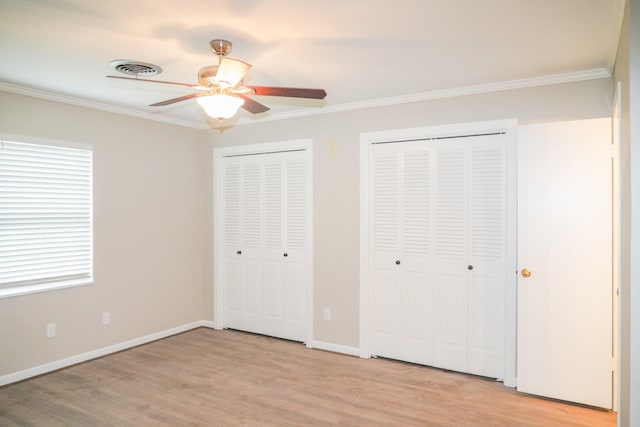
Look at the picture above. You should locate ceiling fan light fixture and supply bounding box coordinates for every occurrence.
[197,94,244,120]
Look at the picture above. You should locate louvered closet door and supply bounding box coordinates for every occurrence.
[370,134,506,379]
[262,151,308,341]
[222,150,308,342]
[223,156,264,333]
[371,142,434,365]
[467,138,506,377]
[432,135,506,378]
[262,157,285,335]
[282,152,308,340]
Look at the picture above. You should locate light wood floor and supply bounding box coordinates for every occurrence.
[0,328,615,426]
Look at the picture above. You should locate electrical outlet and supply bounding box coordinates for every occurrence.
[102,311,110,325]
[323,308,331,321]
[46,323,56,338]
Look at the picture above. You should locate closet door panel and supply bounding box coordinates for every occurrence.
[282,152,308,340]
[402,270,435,364]
[222,159,244,327]
[263,158,285,326]
[370,147,402,358]
[223,258,243,313]
[372,268,401,357]
[400,147,434,364]
[468,273,503,376]
[244,261,263,316]
[467,138,506,377]
[433,272,468,370]
[285,261,307,339]
[264,261,284,319]
[233,160,263,332]
[433,144,469,372]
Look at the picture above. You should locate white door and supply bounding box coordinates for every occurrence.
[221,149,309,342]
[263,151,308,341]
[370,133,507,378]
[433,136,506,378]
[371,142,434,365]
[517,118,612,408]
[223,156,264,334]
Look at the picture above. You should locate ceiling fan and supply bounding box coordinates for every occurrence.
[107,39,327,120]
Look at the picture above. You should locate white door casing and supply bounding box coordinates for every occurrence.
[213,140,313,343]
[516,118,613,408]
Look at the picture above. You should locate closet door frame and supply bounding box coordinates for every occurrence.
[359,119,517,387]
[213,139,314,344]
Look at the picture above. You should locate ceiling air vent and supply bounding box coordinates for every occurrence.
[109,60,162,76]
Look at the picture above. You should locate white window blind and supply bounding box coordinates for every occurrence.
[0,140,93,296]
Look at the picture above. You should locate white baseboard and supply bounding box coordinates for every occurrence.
[306,339,360,357]
[200,320,218,329]
[1,323,363,387]
[0,320,206,387]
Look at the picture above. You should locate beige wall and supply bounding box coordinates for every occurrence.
[0,91,208,376]
[206,78,613,347]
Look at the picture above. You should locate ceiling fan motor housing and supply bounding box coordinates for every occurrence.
[198,65,219,86]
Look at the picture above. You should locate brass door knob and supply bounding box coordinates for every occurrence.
[521,268,532,278]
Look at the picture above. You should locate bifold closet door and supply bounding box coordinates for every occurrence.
[370,142,434,366]
[222,156,263,334]
[433,135,506,378]
[222,150,308,342]
[370,134,506,379]
[262,151,308,341]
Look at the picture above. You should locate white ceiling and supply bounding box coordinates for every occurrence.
[0,0,624,129]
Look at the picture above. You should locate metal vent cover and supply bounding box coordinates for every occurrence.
[109,60,162,76]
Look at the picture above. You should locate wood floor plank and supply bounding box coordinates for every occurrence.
[0,328,616,426]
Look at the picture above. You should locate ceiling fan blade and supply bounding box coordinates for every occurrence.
[149,93,201,107]
[238,94,270,114]
[248,86,327,99]
[107,75,203,88]
[216,57,251,87]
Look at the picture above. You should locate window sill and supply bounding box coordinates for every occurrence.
[0,279,94,299]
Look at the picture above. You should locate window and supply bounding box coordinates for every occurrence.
[0,139,93,298]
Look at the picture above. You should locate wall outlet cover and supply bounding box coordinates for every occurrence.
[46,323,56,338]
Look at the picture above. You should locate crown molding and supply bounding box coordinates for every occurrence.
[1,67,611,130]
[234,67,612,126]
[0,81,208,130]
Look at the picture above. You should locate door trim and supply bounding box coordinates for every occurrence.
[613,81,621,412]
[213,138,314,344]
[359,119,517,386]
